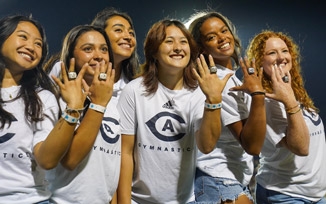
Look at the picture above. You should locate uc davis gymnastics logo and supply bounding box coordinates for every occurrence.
[99,117,120,144]
[145,111,186,142]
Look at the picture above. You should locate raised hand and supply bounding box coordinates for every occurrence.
[265,64,295,104]
[229,57,264,95]
[87,60,115,107]
[192,54,232,102]
[52,58,88,109]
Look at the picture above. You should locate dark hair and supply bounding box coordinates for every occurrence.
[91,7,139,81]
[141,19,198,95]
[187,11,241,68]
[0,15,55,128]
[60,25,114,71]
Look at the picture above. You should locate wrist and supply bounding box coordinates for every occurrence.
[204,101,222,110]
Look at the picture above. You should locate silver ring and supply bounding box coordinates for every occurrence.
[248,67,255,75]
[68,72,77,80]
[99,73,107,80]
[210,66,217,74]
[282,75,289,83]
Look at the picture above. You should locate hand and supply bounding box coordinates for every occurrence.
[192,54,232,103]
[229,57,264,94]
[87,60,115,106]
[266,64,295,104]
[52,58,88,109]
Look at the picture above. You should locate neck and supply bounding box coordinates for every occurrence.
[214,59,233,70]
[158,73,183,90]
[3,68,21,87]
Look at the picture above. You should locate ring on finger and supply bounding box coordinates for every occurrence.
[282,75,289,83]
[248,67,255,75]
[99,73,107,80]
[68,72,77,80]
[210,66,217,74]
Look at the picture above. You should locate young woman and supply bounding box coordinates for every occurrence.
[46,25,118,204]
[246,30,326,203]
[117,19,231,204]
[0,14,78,204]
[187,11,266,203]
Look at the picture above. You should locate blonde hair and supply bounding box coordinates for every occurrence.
[246,30,318,112]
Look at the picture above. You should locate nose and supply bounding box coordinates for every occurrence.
[122,30,132,42]
[173,42,182,53]
[93,51,104,62]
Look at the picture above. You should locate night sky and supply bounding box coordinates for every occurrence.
[1,0,326,120]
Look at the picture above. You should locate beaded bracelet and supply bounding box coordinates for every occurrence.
[204,101,222,109]
[250,91,266,97]
[89,103,106,113]
[62,110,79,124]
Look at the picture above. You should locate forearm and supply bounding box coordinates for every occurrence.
[117,135,134,204]
[240,95,266,155]
[284,108,309,155]
[35,118,77,169]
[60,109,104,170]
[196,107,222,154]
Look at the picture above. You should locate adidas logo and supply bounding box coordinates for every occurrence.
[162,100,174,109]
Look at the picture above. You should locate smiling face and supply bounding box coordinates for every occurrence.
[155,25,190,75]
[262,37,292,77]
[73,30,109,83]
[200,17,234,66]
[1,21,43,74]
[104,15,136,65]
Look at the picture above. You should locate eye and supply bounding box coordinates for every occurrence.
[35,41,43,48]
[101,46,109,52]
[129,30,135,37]
[221,28,229,33]
[206,35,216,41]
[83,47,93,52]
[114,28,123,33]
[18,34,28,40]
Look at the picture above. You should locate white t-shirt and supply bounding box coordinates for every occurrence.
[256,98,326,201]
[118,77,205,204]
[47,75,126,204]
[196,65,254,186]
[0,86,59,204]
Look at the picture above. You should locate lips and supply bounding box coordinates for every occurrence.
[19,52,34,61]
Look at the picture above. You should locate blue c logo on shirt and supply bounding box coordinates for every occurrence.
[0,115,17,144]
[146,111,186,142]
[100,117,120,144]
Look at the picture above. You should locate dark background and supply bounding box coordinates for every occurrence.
[1,0,325,120]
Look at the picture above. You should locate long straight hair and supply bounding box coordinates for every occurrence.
[0,15,55,128]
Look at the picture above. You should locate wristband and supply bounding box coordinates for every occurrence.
[62,110,79,124]
[204,101,222,109]
[89,103,106,113]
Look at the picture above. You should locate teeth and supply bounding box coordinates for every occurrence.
[171,56,182,59]
[20,53,32,60]
[120,44,131,48]
[220,43,229,49]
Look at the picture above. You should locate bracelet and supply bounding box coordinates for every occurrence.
[62,110,79,124]
[285,103,300,111]
[250,91,266,97]
[65,106,85,119]
[89,103,106,113]
[287,107,301,115]
[204,101,222,109]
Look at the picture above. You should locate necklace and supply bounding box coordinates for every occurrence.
[1,86,20,101]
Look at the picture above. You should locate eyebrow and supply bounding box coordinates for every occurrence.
[16,29,42,42]
[112,24,133,30]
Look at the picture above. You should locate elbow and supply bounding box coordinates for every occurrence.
[244,146,261,156]
[294,147,309,156]
[60,159,79,171]
[199,144,215,154]
[38,160,59,170]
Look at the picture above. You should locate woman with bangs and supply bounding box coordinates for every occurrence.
[116,19,231,203]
